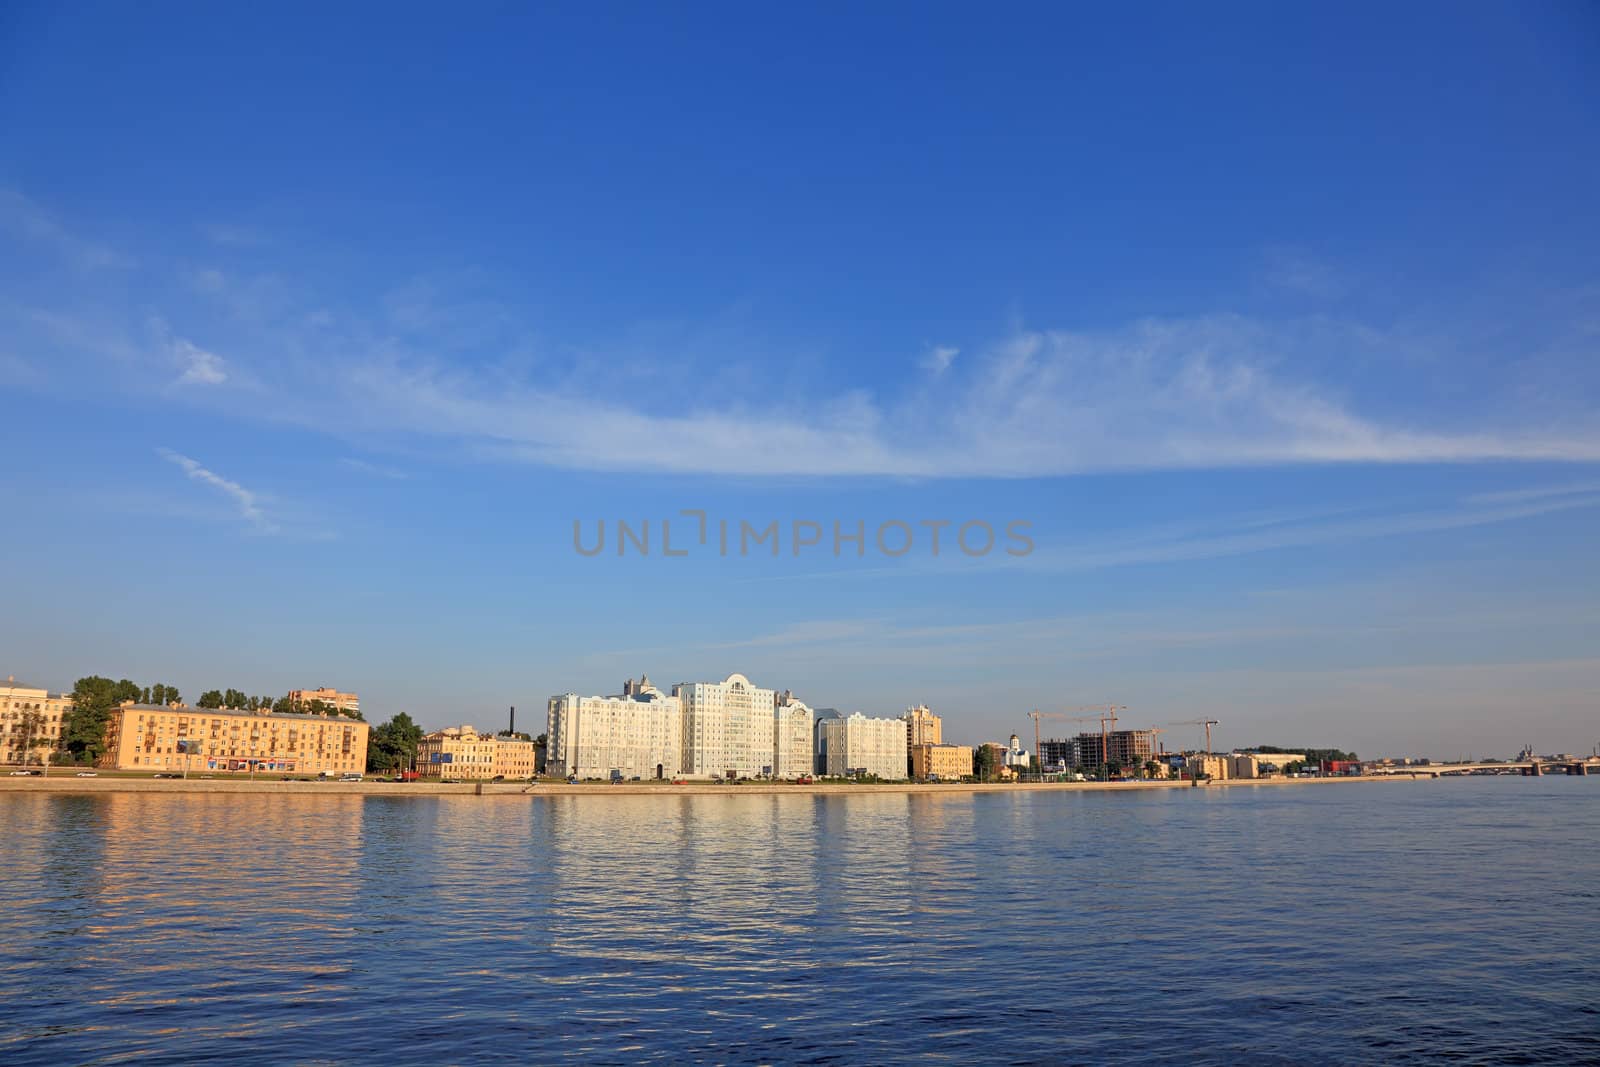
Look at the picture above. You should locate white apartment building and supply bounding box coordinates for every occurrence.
[815,711,907,780]
[546,676,682,781]
[674,672,776,779]
[773,690,814,779]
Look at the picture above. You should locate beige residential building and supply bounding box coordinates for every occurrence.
[1240,752,1306,775]
[287,687,361,715]
[547,678,683,780]
[912,743,974,781]
[1188,754,1231,780]
[816,712,907,780]
[675,672,777,779]
[1,678,72,767]
[99,702,368,775]
[773,691,814,779]
[903,703,942,775]
[417,724,538,781]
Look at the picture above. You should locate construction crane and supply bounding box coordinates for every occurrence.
[1167,718,1220,755]
[1027,711,1100,776]
[1028,705,1127,779]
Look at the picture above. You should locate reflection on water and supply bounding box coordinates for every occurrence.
[1,780,1597,1064]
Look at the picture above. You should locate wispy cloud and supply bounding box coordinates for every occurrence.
[10,197,1600,479]
[1260,245,1343,299]
[1465,481,1600,505]
[921,344,959,375]
[157,448,275,532]
[0,189,131,270]
[318,315,1600,477]
[339,457,409,480]
[172,338,227,385]
[1029,490,1600,572]
[202,223,268,247]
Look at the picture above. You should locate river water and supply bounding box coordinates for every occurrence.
[1,777,1596,1065]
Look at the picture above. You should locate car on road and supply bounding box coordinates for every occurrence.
[75,771,98,777]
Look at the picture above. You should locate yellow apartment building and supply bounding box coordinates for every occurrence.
[417,725,537,781]
[99,702,369,775]
[1,678,72,767]
[1187,754,1231,780]
[912,742,973,781]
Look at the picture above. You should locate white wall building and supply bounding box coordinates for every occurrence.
[815,711,907,780]
[546,676,682,781]
[773,690,814,779]
[674,672,777,779]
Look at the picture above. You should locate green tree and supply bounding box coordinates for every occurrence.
[367,712,424,774]
[197,689,224,709]
[61,676,142,762]
[222,688,248,709]
[973,745,997,782]
[272,695,295,713]
[148,683,180,706]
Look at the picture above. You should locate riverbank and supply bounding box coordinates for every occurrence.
[0,773,1428,797]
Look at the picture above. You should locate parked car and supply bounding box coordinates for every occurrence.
[75,771,98,777]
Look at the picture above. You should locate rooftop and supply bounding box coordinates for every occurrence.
[118,702,366,724]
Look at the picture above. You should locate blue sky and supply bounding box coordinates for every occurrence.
[2,2,1597,757]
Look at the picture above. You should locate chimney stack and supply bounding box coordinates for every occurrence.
[508,705,516,736]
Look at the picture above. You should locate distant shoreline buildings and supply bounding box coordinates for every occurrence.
[546,674,985,782]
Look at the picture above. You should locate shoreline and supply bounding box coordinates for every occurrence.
[0,774,1433,798]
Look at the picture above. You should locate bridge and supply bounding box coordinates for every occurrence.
[1371,759,1599,778]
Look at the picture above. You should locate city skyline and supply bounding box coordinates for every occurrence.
[3,4,1598,758]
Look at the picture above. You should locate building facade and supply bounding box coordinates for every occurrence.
[417,724,537,780]
[773,691,814,779]
[1072,729,1157,771]
[99,702,369,775]
[912,743,975,781]
[1,678,72,767]
[1187,754,1231,780]
[674,672,776,779]
[287,687,361,715]
[1038,738,1075,772]
[816,712,907,779]
[546,677,683,780]
[1240,751,1305,775]
[903,703,942,776]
